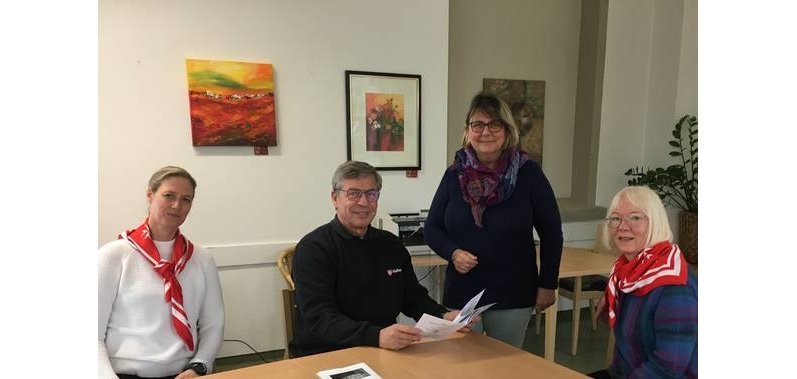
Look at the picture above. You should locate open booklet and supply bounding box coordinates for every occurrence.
[414,289,495,339]
[316,362,382,379]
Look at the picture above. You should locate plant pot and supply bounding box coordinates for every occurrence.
[679,211,698,264]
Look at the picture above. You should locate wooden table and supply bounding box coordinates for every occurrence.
[542,247,617,361]
[207,332,586,378]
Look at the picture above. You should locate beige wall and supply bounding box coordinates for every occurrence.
[596,0,696,208]
[447,0,583,198]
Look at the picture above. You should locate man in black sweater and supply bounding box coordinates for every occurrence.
[290,161,465,357]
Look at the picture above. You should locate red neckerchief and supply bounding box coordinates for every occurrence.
[605,240,687,328]
[119,218,195,351]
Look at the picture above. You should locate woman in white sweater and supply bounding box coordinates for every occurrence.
[99,166,224,379]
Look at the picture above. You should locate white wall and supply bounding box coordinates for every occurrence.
[99,0,450,356]
[676,0,698,118]
[596,0,697,212]
[447,0,582,198]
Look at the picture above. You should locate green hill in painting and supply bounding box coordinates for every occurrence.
[189,71,245,89]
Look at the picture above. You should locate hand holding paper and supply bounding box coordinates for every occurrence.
[453,289,495,324]
[414,289,494,339]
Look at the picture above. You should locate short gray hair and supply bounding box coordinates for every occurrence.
[148,165,197,193]
[331,161,382,191]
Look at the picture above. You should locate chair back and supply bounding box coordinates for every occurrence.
[277,245,298,358]
[277,245,296,290]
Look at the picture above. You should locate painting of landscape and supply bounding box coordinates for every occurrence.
[483,78,545,164]
[186,59,276,147]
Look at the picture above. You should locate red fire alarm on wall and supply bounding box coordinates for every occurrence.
[406,169,418,178]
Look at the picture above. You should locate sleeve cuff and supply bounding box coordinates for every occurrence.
[364,326,382,348]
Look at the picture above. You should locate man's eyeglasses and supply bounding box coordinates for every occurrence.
[337,188,380,202]
[605,213,647,229]
[467,120,505,133]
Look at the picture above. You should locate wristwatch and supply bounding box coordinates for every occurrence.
[187,362,207,376]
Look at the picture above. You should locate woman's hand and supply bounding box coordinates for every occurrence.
[452,249,478,274]
[534,288,556,312]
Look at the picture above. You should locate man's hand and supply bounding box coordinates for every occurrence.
[379,324,422,350]
[175,369,200,379]
[452,249,478,274]
[442,310,478,333]
[534,288,556,313]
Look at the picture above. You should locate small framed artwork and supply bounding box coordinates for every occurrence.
[345,70,421,170]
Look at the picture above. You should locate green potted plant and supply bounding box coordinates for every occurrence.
[624,115,698,263]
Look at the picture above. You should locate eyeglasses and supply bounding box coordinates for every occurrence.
[336,188,380,202]
[605,213,648,229]
[467,120,505,133]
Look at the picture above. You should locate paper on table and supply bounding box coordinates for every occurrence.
[316,362,382,379]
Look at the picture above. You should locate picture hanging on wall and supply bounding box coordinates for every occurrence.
[482,78,545,164]
[345,70,421,170]
[185,59,277,152]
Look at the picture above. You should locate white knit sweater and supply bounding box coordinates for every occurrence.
[98,238,224,378]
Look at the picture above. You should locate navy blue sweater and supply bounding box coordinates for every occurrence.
[424,160,563,310]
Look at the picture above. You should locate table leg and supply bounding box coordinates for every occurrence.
[544,289,558,361]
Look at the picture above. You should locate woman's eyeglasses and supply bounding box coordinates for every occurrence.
[605,213,647,229]
[337,188,380,202]
[467,120,505,133]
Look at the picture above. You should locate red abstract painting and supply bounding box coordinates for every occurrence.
[186,59,277,147]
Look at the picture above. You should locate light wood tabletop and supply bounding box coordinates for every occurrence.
[207,332,586,378]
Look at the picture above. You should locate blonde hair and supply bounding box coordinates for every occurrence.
[602,186,673,251]
[148,166,197,193]
[461,92,520,152]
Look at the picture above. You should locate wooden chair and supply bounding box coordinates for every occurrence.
[277,245,297,359]
[535,224,619,356]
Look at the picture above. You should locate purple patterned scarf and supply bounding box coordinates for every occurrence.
[451,146,529,227]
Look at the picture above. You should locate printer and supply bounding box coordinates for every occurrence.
[373,211,429,248]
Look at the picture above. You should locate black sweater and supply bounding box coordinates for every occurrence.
[290,217,447,357]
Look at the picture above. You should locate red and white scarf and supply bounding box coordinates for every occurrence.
[605,240,687,328]
[119,219,195,351]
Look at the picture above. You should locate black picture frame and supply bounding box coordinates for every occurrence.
[345,70,421,171]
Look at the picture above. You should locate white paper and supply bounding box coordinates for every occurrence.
[415,313,466,339]
[454,289,495,324]
[415,289,496,339]
[317,362,382,379]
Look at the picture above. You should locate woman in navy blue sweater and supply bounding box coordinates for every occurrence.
[424,93,563,347]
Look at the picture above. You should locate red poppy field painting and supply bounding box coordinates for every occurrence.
[185,59,276,147]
